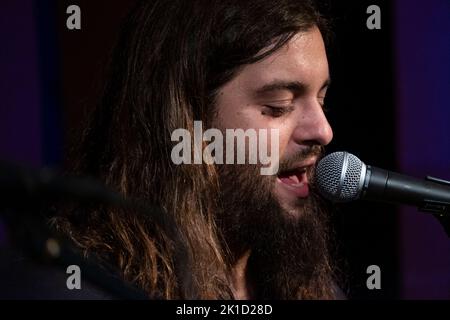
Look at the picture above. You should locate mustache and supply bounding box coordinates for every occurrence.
[277,145,324,173]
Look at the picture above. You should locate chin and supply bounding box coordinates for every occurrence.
[274,182,310,217]
[274,194,308,221]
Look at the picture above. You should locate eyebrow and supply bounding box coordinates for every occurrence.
[254,78,331,96]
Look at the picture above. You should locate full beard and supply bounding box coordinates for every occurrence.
[215,147,335,299]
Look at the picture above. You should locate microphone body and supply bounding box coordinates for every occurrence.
[315,152,450,215]
[363,166,450,210]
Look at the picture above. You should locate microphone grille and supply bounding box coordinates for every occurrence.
[315,151,366,202]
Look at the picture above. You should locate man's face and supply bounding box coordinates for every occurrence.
[214,27,333,217]
[211,28,334,297]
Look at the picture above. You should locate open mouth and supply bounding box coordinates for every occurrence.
[276,166,310,198]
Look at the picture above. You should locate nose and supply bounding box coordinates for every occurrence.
[291,101,333,146]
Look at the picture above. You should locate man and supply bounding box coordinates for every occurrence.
[56,0,341,299]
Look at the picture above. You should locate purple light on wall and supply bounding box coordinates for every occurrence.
[395,0,450,299]
[0,0,42,167]
[1,0,44,246]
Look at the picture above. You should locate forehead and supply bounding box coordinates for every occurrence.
[226,27,329,92]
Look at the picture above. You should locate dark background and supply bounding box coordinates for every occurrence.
[58,1,398,299]
[1,0,449,299]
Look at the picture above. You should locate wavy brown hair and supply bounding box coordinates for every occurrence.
[54,0,334,299]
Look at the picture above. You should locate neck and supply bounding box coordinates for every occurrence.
[230,249,253,300]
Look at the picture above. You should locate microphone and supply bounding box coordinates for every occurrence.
[315,151,450,217]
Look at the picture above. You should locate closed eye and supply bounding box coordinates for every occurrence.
[261,105,294,118]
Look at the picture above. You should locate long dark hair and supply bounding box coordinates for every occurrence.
[55,0,332,299]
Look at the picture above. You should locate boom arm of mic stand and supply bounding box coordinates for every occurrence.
[418,176,450,238]
[431,213,450,238]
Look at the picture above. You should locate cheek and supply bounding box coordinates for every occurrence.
[256,124,291,161]
[214,84,252,129]
[222,110,255,129]
[215,100,252,129]
[275,128,292,159]
[244,119,293,158]
[215,101,266,130]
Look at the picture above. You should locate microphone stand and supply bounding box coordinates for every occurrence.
[431,214,450,238]
[418,176,450,237]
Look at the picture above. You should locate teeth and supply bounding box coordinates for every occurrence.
[289,174,300,184]
[291,182,304,188]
